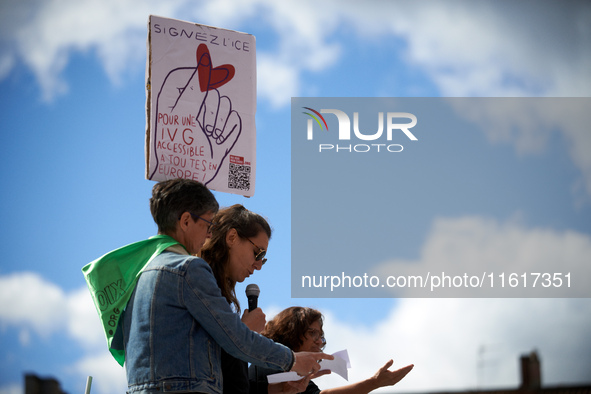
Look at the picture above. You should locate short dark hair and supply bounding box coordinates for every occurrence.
[262,307,325,351]
[200,204,272,312]
[149,179,219,234]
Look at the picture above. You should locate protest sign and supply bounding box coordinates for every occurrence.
[145,15,257,196]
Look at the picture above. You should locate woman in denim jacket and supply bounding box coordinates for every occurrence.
[121,180,332,393]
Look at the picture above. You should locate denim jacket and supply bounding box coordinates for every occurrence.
[122,248,293,393]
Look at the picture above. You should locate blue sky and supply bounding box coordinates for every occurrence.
[1,1,590,393]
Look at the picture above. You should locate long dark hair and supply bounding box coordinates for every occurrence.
[200,204,271,312]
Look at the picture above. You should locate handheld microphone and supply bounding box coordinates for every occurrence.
[245,284,260,311]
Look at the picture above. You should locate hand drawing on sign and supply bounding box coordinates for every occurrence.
[149,43,242,185]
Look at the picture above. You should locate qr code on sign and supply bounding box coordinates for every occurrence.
[228,162,251,191]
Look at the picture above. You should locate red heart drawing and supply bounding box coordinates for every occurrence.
[196,44,235,92]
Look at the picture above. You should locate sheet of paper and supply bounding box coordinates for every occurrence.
[266,371,302,384]
[266,349,350,383]
[319,349,349,380]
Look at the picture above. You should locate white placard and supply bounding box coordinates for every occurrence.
[146,15,257,196]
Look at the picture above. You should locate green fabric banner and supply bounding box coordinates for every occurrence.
[82,234,183,366]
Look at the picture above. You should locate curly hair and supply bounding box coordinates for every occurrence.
[200,204,271,312]
[262,307,325,351]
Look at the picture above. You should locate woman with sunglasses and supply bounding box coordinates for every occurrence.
[200,204,290,394]
[249,307,414,394]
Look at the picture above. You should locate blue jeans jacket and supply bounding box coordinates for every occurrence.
[122,249,293,393]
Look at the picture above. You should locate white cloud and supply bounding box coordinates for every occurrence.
[0,272,105,348]
[66,287,108,350]
[257,55,299,108]
[0,272,68,341]
[318,298,591,392]
[558,101,591,201]
[0,0,338,103]
[282,211,591,387]
[273,216,591,390]
[2,0,588,103]
[69,352,127,394]
[373,216,591,297]
[355,0,591,97]
[0,272,120,393]
[1,269,590,392]
[189,0,260,28]
[4,0,590,199]
[190,0,343,107]
[447,99,591,202]
[0,0,184,101]
[188,0,591,104]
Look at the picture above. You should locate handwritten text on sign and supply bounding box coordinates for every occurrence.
[146,15,257,196]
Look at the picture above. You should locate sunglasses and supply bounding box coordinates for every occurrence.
[245,237,267,265]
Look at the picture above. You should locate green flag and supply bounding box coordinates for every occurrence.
[82,234,184,366]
